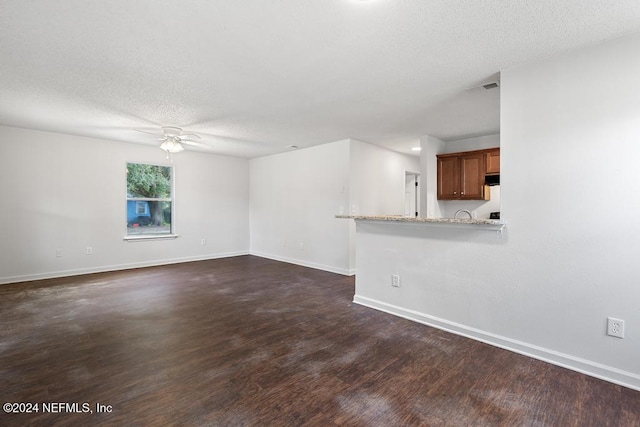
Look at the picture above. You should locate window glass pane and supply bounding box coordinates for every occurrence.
[126,163,173,236]
[126,163,171,199]
[126,202,172,235]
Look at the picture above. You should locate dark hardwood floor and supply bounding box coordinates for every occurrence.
[1,255,639,426]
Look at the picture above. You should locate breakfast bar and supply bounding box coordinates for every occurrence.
[337,213,512,366]
[336,214,505,230]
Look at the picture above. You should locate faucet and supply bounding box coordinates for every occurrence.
[454,209,472,220]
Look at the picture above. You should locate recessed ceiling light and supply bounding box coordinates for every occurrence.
[411,147,422,151]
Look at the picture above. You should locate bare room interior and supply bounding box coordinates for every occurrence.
[1,1,639,425]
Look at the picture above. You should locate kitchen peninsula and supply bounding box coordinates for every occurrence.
[338,213,511,378]
[336,214,504,229]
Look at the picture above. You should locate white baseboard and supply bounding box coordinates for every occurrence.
[0,251,250,285]
[250,251,353,276]
[354,294,640,392]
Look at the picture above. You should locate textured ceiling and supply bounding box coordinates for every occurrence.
[1,1,640,158]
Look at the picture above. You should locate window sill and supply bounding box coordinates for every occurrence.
[123,234,179,242]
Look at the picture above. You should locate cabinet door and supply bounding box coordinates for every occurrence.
[437,156,459,199]
[460,153,487,200]
[485,149,500,174]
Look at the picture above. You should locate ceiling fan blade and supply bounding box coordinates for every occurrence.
[179,133,201,139]
[135,128,163,136]
[181,140,213,150]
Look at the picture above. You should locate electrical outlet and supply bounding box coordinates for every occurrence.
[56,248,63,258]
[607,317,625,338]
[391,274,400,287]
[299,242,305,250]
[85,246,92,255]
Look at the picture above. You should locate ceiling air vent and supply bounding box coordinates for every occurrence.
[482,82,500,90]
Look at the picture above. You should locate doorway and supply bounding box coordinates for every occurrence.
[404,171,420,217]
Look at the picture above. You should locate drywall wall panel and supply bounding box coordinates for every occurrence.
[249,140,351,274]
[0,126,249,283]
[349,139,420,217]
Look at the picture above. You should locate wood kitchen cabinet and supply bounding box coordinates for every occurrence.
[437,155,460,199]
[485,148,500,175]
[437,148,499,200]
[459,152,486,199]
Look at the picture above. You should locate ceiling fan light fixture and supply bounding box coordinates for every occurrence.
[160,138,184,153]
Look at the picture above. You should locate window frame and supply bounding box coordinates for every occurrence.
[123,162,178,241]
[135,201,147,215]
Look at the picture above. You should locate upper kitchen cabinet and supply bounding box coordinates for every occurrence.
[459,152,486,199]
[436,155,460,199]
[485,148,500,175]
[437,148,499,200]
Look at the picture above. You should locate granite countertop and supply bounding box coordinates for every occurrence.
[335,214,505,228]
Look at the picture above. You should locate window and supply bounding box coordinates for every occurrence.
[126,163,173,237]
[135,201,147,215]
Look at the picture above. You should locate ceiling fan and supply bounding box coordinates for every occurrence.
[135,126,209,153]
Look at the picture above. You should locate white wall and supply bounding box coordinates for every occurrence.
[349,140,420,271]
[353,33,640,390]
[249,140,352,274]
[249,139,419,275]
[0,126,250,284]
[1,130,420,282]
[440,133,500,154]
[500,33,640,383]
[420,135,446,218]
[349,139,420,216]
